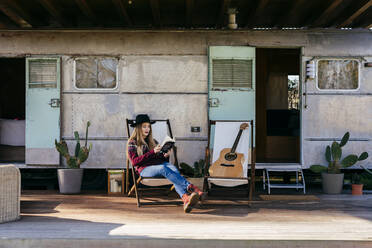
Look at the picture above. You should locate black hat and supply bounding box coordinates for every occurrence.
[130,114,156,127]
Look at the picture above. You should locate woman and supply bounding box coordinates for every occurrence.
[127,114,204,213]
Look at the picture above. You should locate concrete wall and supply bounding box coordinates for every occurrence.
[0,30,370,168]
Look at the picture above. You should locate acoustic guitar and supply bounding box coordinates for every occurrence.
[209,123,249,178]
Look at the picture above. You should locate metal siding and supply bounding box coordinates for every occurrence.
[62,139,208,169]
[301,55,372,168]
[63,94,208,139]
[120,56,207,93]
[2,31,368,169]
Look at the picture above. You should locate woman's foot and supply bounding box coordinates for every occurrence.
[182,192,199,213]
[187,184,206,201]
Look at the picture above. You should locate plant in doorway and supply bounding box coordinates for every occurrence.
[55,121,92,194]
[310,132,368,194]
[180,159,205,189]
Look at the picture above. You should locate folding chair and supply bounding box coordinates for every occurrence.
[125,119,179,207]
[203,120,256,201]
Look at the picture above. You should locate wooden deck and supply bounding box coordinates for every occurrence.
[0,190,372,247]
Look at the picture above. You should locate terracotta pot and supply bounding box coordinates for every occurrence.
[351,184,363,195]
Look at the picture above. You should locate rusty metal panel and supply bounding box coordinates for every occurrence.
[61,94,208,139]
[120,56,207,93]
[305,33,372,56]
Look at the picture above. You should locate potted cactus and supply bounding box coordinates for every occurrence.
[310,132,368,194]
[55,121,92,194]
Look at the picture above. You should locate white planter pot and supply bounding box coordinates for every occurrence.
[321,172,344,194]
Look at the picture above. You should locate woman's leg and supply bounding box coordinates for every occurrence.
[165,163,205,199]
[140,163,190,197]
[163,163,191,196]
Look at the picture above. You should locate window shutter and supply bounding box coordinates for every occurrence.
[212,59,253,88]
[28,60,57,88]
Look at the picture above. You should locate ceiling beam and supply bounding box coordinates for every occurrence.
[185,0,194,27]
[311,0,344,27]
[246,0,269,28]
[0,22,7,28]
[74,0,96,23]
[279,0,307,27]
[38,0,65,26]
[217,0,231,28]
[112,0,132,26]
[150,0,161,27]
[3,0,38,26]
[0,2,32,28]
[338,0,372,28]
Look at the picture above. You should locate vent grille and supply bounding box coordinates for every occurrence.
[212,59,252,88]
[29,60,57,88]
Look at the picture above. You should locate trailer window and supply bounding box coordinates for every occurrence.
[317,59,359,90]
[75,57,118,89]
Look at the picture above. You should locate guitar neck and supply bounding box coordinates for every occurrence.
[230,130,243,153]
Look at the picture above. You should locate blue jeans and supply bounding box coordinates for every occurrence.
[140,162,190,198]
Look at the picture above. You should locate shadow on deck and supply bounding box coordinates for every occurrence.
[1,190,372,247]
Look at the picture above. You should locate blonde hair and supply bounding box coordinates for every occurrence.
[127,123,156,157]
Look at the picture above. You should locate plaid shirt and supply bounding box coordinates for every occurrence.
[127,139,168,174]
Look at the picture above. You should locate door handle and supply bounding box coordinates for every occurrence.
[208,98,220,107]
[48,98,60,108]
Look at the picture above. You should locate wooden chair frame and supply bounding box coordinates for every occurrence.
[125,119,179,207]
[203,120,256,201]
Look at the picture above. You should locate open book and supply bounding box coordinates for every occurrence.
[160,135,175,154]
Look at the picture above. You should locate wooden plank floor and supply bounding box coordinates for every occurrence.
[1,190,372,247]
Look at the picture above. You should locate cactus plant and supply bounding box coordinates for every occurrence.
[310,132,369,174]
[360,165,372,176]
[55,121,92,168]
[180,159,205,178]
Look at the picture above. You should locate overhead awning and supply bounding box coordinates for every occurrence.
[0,0,370,30]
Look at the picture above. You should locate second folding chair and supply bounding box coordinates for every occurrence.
[203,120,256,201]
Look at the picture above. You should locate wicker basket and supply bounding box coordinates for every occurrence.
[0,164,21,223]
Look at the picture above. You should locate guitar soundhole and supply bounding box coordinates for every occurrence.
[224,153,237,161]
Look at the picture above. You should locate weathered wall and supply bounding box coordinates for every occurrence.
[0,30,370,168]
[301,53,372,168]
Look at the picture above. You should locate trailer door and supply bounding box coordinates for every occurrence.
[208,46,256,122]
[26,57,60,165]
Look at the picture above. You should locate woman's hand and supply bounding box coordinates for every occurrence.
[154,144,162,154]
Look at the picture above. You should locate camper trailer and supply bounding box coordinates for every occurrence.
[0,30,370,169]
[0,1,370,188]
